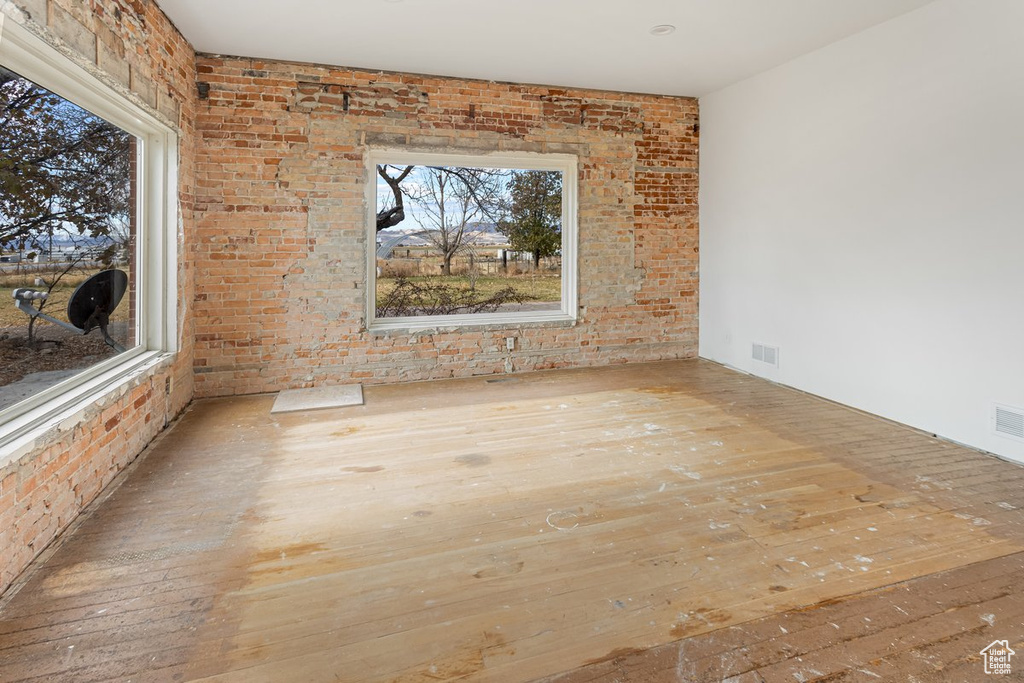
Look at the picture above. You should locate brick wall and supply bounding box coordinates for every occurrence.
[0,0,196,597]
[194,59,699,395]
[0,11,700,597]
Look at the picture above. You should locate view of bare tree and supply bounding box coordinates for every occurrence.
[404,166,508,275]
[373,161,565,318]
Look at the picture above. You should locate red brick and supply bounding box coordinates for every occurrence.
[192,57,699,398]
[0,0,197,598]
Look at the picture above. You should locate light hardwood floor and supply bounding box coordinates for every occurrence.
[1,359,1023,681]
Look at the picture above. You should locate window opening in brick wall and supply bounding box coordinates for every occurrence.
[0,19,177,447]
[367,150,577,331]
[0,66,139,411]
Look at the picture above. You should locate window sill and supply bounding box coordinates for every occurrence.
[368,309,578,334]
[0,350,174,467]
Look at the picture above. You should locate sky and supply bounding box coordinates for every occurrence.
[375,164,561,235]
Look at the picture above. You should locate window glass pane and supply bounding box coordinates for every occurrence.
[375,163,564,319]
[0,66,138,410]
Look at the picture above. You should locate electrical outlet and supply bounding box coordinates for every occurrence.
[506,337,515,351]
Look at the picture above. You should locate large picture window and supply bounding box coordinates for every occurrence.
[0,66,137,411]
[0,19,176,445]
[367,150,577,330]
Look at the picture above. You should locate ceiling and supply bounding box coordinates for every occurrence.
[156,0,934,97]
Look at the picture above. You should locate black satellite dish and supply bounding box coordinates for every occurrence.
[67,269,128,330]
[13,269,129,353]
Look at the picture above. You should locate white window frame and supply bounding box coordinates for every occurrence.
[366,148,578,331]
[0,17,177,452]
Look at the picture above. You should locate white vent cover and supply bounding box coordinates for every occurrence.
[995,404,1024,441]
[752,342,779,367]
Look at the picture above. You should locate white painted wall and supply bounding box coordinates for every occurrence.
[699,0,1024,463]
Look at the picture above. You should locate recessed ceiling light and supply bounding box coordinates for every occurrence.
[649,24,676,36]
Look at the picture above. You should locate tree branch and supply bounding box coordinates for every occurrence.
[375,164,413,232]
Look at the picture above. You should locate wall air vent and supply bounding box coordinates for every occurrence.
[752,342,779,368]
[995,404,1024,441]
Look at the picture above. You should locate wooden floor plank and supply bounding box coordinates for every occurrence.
[2,359,1024,682]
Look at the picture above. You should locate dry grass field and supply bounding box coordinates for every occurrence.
[376,251,562,312]
[0,265,132,392]
[376,274,561,307]
[0,266,131,328]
